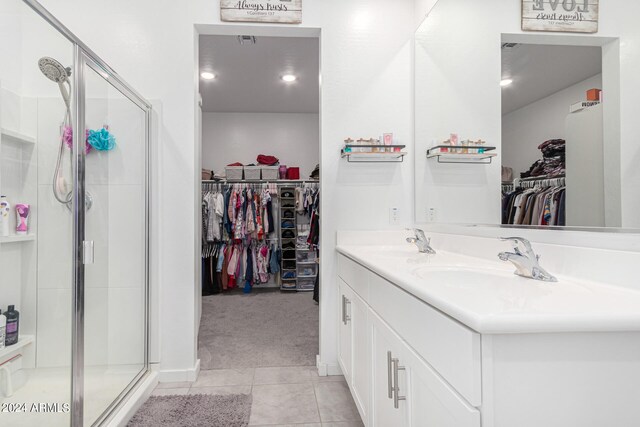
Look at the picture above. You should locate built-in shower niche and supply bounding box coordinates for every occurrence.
[0,87,39,389]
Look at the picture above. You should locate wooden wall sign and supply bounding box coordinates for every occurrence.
[522,0,599,33]
[221,0,302,24]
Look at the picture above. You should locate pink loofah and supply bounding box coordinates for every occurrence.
[62,125,92,153]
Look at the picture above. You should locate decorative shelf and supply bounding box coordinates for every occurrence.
[0,234,36,244]
[341,145,407,163]
[427,145,497,164]
[0,335,35,360]
[1,128,36,145]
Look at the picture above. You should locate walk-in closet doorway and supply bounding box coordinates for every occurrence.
[194,24,322,374]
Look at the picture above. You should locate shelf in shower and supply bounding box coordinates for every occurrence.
[0,335,35,360]
[0,234,37,244]
[1,128,36,145]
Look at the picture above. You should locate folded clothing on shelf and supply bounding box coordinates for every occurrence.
[521,139,566,179]
[309,164,319,180]
[300,268,315,276]
[257,154,279,166]
[281,282,296,290]
[282,230,295,239]
[282,250,296,260]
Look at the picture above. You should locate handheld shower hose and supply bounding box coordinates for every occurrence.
[38,57,92,210]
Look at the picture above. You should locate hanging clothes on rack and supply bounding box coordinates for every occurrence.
[501,176,566,226]
[201,180,320,294]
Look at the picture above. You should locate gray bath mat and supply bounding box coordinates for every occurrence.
[128,393,252,427]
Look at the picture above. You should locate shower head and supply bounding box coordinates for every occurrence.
[38,57,71,84]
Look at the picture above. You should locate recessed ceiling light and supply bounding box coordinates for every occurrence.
[282,74,297,82]
[500,78,513,87]
[201,72,216,80]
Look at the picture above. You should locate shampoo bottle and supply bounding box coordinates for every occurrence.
[0,196,10,237]
[15,204,29,235]
[0,310,6,350]
[4,305,19,346]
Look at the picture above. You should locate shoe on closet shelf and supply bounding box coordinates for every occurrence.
[282,242,296,249]
[281,191,295,198]
[281,220,295,228]
[282,271,296,279]
[283,211,294,218]
[282,230,295,239]
[282,203,295,208]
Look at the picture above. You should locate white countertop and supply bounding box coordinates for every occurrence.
[336,244,640,334]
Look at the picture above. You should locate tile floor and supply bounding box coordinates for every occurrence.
[153,366,364,426]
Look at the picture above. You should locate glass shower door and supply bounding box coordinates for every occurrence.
[79,55,148,426]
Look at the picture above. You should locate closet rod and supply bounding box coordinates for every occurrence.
[515,175,565,189]
[202,179,319,184]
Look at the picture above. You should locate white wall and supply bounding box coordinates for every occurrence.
[202,112,319,178]
[502,74,602,177]
[36,0,418,378]
[414,0,440,27]
[415,0,640,229]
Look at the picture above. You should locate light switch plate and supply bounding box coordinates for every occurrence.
[389,207,400,225]
[428,207,437,222]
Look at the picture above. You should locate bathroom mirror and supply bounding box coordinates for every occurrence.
[414,0,638,231]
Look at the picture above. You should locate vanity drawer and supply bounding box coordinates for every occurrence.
[368,272,482,407]
[337,254,369,300]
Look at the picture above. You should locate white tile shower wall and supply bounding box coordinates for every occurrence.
[0,2,24,96]
[35,95,145,367]
[0,87,38,368]
[37,0,419,376]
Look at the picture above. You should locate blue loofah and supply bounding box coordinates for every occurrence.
[87,127,116,151]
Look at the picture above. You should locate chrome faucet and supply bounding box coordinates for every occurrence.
[406,228,436,254]
[498,237,557,282]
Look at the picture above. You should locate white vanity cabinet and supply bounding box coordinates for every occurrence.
[338,277,370,424]
[338,254,480,427]
[337,249,640,427]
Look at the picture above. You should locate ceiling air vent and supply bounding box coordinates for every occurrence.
[501,43,520,50]
[237,35,257,45]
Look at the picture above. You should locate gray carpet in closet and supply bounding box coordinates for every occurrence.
[198,289,319,370]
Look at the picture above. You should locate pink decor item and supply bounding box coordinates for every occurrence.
[15,204,30,235]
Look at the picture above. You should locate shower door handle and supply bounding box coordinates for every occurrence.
[83,240,94,265]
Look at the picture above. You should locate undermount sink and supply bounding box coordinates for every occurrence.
[411,266,522,289]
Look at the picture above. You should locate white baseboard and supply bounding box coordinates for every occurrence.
[158,359,201,383]
[316,355,342,377]
[106,370,158,427]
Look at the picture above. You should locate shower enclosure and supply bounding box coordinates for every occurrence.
[0,1,151,426]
